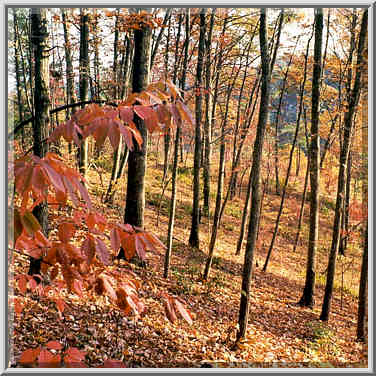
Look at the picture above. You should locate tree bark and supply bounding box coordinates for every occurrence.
[298,9,323,308]
[123,9,152,229]
[237,8,271,341]
[320,9,367,321]
[29,8,50,278]
[78,8,89,178]
[189,8,206,249]
[164,9,190,278]
[202,8,216,217]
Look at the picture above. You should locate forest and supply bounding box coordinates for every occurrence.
[7,7,368,368]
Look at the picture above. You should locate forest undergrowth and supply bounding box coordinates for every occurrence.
[11,142,367,368]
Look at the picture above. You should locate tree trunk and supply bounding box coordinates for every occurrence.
[320,9,367,321]
[237,8,271,341]
[78,9,89,178]
[164,9,190,278]
[262,33,310,271]
[202,8,216,217]
[13,10,24,146]
[298,9,323,308]
[123,9,152,229]
[356,226,368,342]
[29,8,50,278]
[189,8,206,249]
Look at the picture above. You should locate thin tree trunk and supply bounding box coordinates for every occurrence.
[78,8,89,178]
[356,225,368,341]
[13,10,24,147]
[237,8,271,341]
[164,9,190,278]
[189,8,206,249]
[203,53,240,279]
[320,9,367,321]
[202,8,216,217]
[298,9,324,308]
[236,166,253,255]
[262,33,310,271]
[339,151,352,255]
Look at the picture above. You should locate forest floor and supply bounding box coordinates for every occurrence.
[11,145,368,368]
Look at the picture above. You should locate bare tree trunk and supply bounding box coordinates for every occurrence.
[237,8,271,341]
[29,8,50,279]
[164,9,190,278]
[320,9,367,321]
[202,8,216,217]
[298,8,323,308]
[123,8,152,229]
[262,33,310,271]
[78,8,89,178]
[189,8,206,249]
[13,10,24,147]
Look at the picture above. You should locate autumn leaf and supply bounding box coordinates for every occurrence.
[95,238,111,266]
[58,222,76,243]
[45,341,63,350]
[19,347,41,366]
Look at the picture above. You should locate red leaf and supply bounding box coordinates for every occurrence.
[28,277,37,292]
[101,275,117,301]
[163,296,177,323]
[133,105,154,120]
[64,347,86,362]
[119,106,134,124]
[58,222,76,243]
[46,341,63,350]
[37,349,60,367]
[134,234,146,260]
[102,359,126,368]
[73,280,84,297]
[95,238,111,265]
[55,298,66,313]
[19,347,41,365]
[81,236,96,265]
[14,298,23,316]
[18,274,28,294]
[40,160,66,193]
[110,228,121,253]
[173,298,193,325]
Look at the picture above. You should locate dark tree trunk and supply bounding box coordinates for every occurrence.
[29,8,50,278]
[298,9,323,308]
[339,151,352,255]
[78,9,89,178]
[237,8,271,341]
[123,9,152,229]
[356,225,368,342]
[320,9,367,321]
[189,8,206,249]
